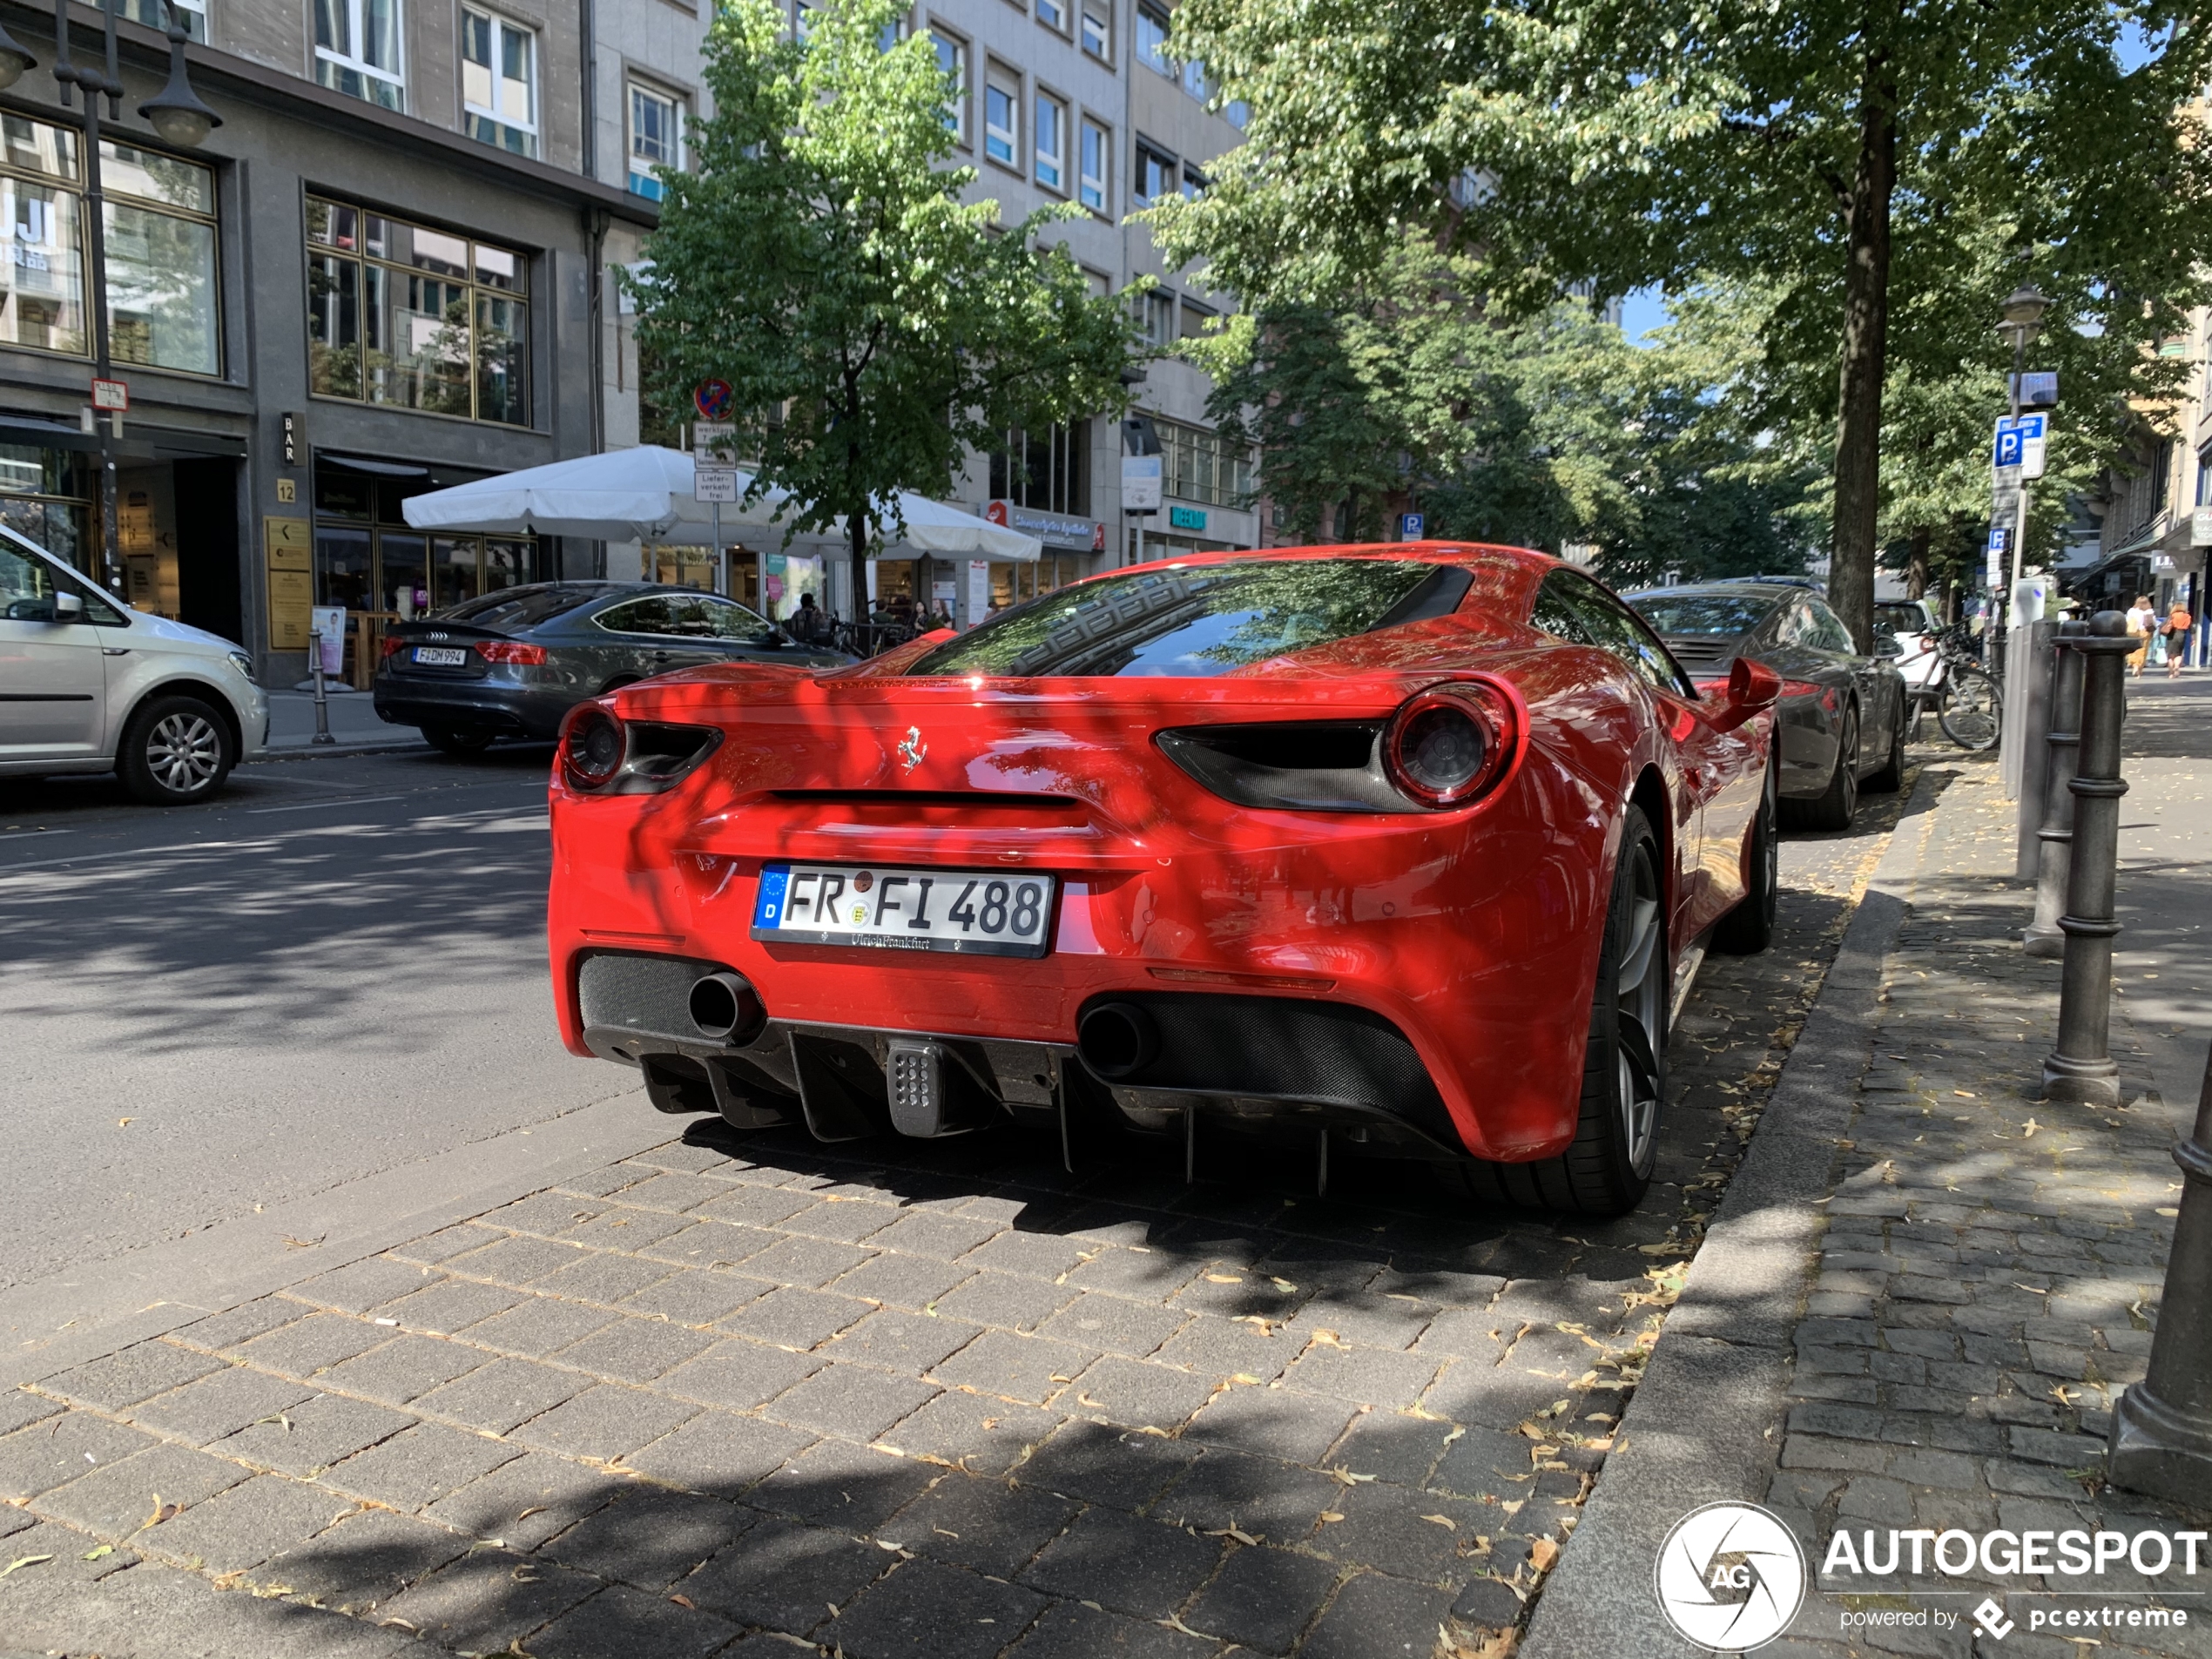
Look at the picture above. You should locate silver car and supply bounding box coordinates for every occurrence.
[0,524,267,805]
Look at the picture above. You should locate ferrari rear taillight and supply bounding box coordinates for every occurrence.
[476,640,548,665]
[561,705,626,790]
[1383,679,1522,809]
[558,706,722,795]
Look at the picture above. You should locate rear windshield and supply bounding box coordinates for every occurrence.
[1625,592,1776,638]
[1874,604,1928,634]
[437,584,604,631]
[907,559,1469,678]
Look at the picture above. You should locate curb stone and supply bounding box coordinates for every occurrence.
[1519,765,1947,1658]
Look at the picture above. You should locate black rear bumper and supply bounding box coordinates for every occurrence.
[373,679,572,740]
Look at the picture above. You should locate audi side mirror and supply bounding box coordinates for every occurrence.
[1710,656,1781,732]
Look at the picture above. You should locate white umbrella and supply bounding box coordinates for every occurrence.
[401,446,1043,562]
[400,445,804,542]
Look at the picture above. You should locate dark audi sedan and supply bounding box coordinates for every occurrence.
[374,582,851,753]
[1624,581,1908,830]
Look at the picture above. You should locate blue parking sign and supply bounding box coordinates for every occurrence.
[1399,512,1426,540]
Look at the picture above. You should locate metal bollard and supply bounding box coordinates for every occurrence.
[2040,610,2133,1106]
[2107,1042,2212,1498]
[307,629,336,747]
[2024,621,2087,958]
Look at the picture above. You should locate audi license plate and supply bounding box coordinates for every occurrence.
[412,646,469,666]
[752,863,1055,958]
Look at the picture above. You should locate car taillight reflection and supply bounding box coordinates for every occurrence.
[476,640,549,665]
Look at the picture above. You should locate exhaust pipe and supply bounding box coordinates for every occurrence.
[687,972,764,1044]
[1078,1001,1158,1080]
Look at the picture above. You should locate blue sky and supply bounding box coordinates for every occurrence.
[1614,24,2161,347]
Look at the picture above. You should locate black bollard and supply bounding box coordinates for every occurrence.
[2107,1043,2212,1498]
[2024,621,2087,959]
[2040,611,2133,1106]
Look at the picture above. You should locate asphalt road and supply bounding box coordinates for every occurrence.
[0,745,637,1298]
[0,737,1915,1312]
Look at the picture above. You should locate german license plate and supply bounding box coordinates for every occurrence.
[752,863,1055,958]
[412,646,469,666]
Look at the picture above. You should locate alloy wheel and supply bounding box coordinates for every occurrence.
[145,711,223,794]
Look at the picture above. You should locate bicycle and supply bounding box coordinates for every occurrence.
[1898,623,2001,752]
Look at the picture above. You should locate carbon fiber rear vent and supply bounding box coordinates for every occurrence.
[1157,721,1405,813]
[1076,991,1455,1145]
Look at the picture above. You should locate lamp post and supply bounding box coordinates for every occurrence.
[1999,282,2047,595]
[49,0,219,594]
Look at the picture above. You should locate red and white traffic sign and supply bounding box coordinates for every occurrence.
[91,378,128,412]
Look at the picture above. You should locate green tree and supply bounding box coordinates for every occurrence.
[1144,0,2212,647]
[625,0,1137,606]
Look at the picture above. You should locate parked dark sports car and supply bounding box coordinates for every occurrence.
[1623,581,1908,830]
[374,582,851,754]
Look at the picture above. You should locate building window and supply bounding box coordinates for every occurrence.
[989,421,1089,515]
[1224,98,1248,129]
[314,0,405,111]
[103,143,220,377]
[0,443,95,579]
[1035,94,1065,192]
[1140,288,1175,348]
[2198,445,2212,508]
[462,10,537,157]
[1180,298,1213,341]
[984,70,1018,168]
[0,118,220,377]
[1133,138,1175,204]
[1081,0,1109,60]
[1136,2,1170,75]
[1036,0,1065,30]
[123,0,206,40]
[306,197,529,427]
[1079,118,1109,212]
[1159,417,1253,508]
[628,83,683,199]
[1181,56,1210,101]
[1181,162,1208,199]
[933,30,968,144]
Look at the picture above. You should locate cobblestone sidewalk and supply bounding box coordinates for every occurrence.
[1757,759,2212,1659]
[0,776,1905,1659]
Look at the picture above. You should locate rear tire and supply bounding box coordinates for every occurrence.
[118,694,234,806]
[1788,707,1859,832]
[1938,666,2001,752]
[1446,805,1666,1216]
[421,725,496,756]
[1863,700,1906,794]
[1713,752,1777,955]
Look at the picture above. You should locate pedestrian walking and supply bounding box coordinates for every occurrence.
[788,591,828,644]
[2168,599,2195,678]
[2127,594,2155,677]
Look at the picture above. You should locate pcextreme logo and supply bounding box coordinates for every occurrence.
[1654,1501,1809,1652]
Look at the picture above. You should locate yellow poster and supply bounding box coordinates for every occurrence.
[265,516,313,651]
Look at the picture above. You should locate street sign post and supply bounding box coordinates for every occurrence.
[1986,526,2009,591]
[1122,455,1162,568]
[1993,414,2048,480]
[692,466,738,503]
[693,380,735,422]
[1399,512,1426,540]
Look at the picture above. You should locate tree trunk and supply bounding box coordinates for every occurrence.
[1829,44,1898,654]
[849,511,868,635]
[1905,527,1929,601]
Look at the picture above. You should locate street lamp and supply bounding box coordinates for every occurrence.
[1996,281,2049,595]
[50,0,218,595]
[0,17,37,91]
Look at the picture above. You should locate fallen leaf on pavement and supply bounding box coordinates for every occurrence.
[2022,1118,2041,1138]
[82,1544,114,1561]
[1328,1467,1376,1486]
[1204,1526,1260,1546]
[1318,1512,1345,1524]
[1529,1537,1560,1572]
[1204,1273,1242,1285]
[1270,1278,1297,1293]
[1,1555,53,1578]
[282,1235,323,1251]
[140,1494,182,1528]
[669,1593,696,1608]
[117,1118,133,1128]
[516,1507,545,1522]
[1420,1514,1456,1529]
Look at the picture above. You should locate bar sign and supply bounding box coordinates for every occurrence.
[281,411,301,467]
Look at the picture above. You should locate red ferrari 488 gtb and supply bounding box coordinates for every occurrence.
[549,544,1780,1216]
